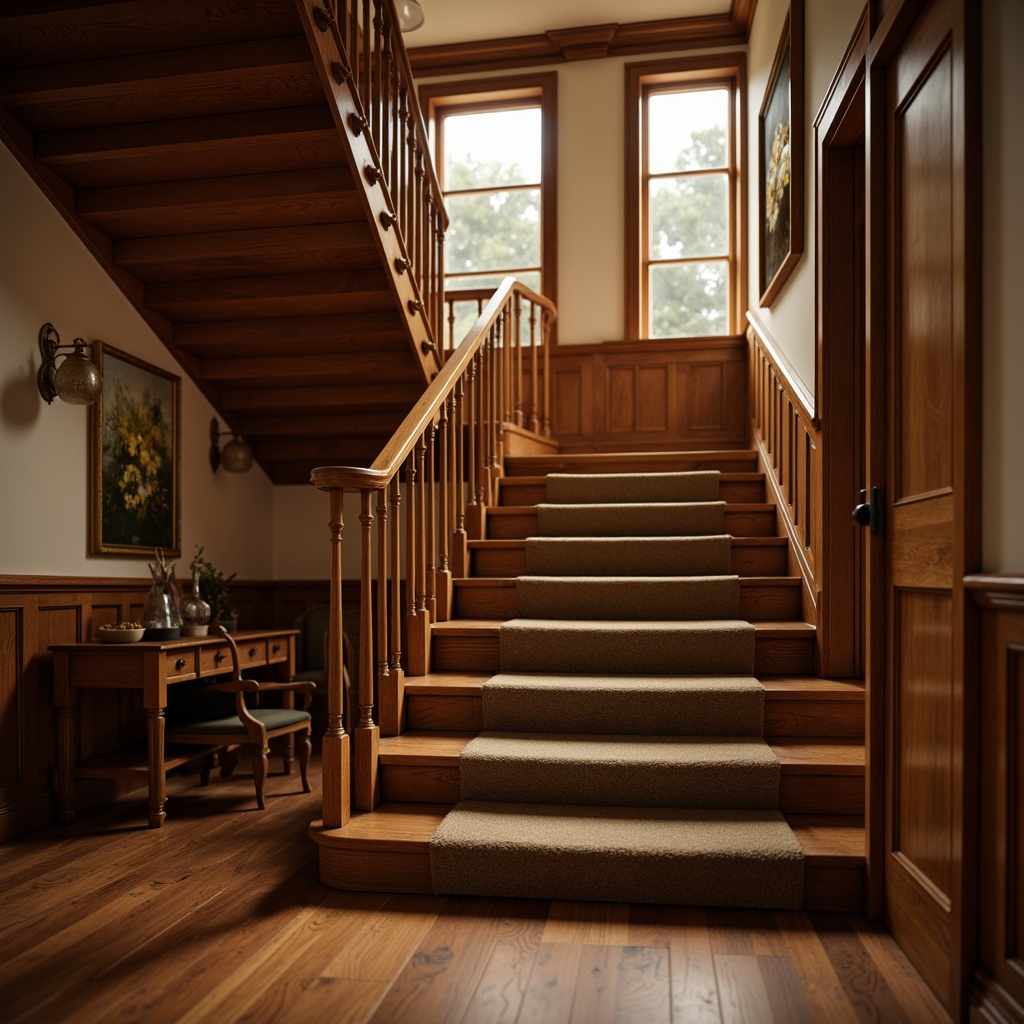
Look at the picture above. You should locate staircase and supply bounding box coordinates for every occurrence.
[311,449,866,911]
[0,0,443,483]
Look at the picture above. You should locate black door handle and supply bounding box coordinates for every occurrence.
[852,487,885,535]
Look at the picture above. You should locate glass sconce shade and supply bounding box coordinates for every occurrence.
[36,324,103,405]
[397,0,424,32]
[221,436,254,473]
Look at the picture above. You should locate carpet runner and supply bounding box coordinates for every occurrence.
[429,470,805,909]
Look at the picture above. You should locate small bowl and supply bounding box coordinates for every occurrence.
[99,627,145,644]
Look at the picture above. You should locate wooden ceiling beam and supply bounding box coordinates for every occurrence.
[219,383,424,413]
[239,412,403,438]
[200,353,425,384]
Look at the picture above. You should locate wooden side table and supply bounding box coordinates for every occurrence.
[51,629,298,827]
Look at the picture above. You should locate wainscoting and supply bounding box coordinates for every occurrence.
[966,574,1024,1024]
[0,576,330,840]
[547,336,748,453]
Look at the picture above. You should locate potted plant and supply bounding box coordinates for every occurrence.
[189,546,238,632]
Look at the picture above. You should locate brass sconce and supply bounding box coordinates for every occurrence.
[36,323,103,405]
[210,418,253,473]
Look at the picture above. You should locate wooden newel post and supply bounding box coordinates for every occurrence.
[323,489,351,829]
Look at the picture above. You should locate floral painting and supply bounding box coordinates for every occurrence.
[758,2,804,307]
[90,344,180,556]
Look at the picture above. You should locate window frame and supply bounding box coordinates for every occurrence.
[625,54,747,341]
[419,73,558,331]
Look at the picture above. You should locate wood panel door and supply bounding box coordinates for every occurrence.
[869,0,981,1014]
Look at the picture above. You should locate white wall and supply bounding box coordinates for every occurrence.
[0,146,275,581]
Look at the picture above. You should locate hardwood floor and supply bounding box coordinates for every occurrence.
[0,755,949,1024]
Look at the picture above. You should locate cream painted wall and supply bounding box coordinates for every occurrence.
[0,146,275,581]
[982,0,1024,570]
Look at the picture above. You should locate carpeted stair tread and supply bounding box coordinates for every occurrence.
[516,575,741,621]
[536,501,725,537]
[545,470,720,504]
[430,801,805,909]
[459,732,780,809]
[524,535,733,577]
[500,618,755,675]
[482,672,763,735]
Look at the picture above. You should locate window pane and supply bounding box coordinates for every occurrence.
[649,173,728,259]
[445,189,541,275]
[650,261,729,338]
[648,89,728,173]
[444,107,542,188]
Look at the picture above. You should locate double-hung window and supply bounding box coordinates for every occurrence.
[420,74,557,345]
[626,56,746,340]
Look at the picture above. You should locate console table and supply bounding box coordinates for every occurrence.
[52,629,299,828]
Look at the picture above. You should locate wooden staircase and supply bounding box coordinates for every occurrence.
[0,0,444,483]
[312,449,867,911]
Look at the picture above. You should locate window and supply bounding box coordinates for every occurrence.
[626,56,746,340]
[420,74,557,344]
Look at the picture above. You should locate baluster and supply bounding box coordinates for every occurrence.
[425,424,437,621]
[436,398,452,618]
[348,0,359,91]
[447,297,456,355]
[377,486,398,735]
[322,490,350,828]
[514,292,524,426]
[452,376,470,576]
[354,490,380,810]
[386,475,406,730]
[407,441,430,675]
[485,331,497,506]
[464,355,485,540]
[361,0,371,131]
[529,301,540,433]
[381,10,393,186]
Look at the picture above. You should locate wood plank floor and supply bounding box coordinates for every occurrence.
[0,755,950,1024]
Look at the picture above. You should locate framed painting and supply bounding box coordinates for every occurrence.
[758,1,804,307]
[90,344,181,556]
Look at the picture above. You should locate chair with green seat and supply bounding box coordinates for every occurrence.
[167,625,314,809]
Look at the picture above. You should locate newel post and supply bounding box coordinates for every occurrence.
[322,489,350,829]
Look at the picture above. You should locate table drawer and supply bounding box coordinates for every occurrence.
[164,650,198,682]
[266,637,288,665]
[238,639,267,668]
[200,644,232,676]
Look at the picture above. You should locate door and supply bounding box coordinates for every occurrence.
[868,0,981,1013]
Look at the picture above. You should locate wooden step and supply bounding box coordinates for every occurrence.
[310,804,865,911]
[428,619,816,675]
[403,673,865,738]
[502,450,761,476]
[470,537,791,578]
[485,503,778,540]
[498,472,768,507]
[376,733,863,817]
[453,576,804,621]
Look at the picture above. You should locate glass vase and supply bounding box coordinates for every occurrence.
[142,553,183,639]
[181,571,211,636]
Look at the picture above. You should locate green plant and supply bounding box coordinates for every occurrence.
[189,545,236,622]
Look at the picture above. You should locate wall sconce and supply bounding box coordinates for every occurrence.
[210,417,253,473]
[36,323,103,405]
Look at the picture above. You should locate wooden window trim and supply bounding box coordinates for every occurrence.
[419,73,558,338]
[625,54,747,341]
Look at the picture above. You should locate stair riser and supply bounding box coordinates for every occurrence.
[405,693,865,738]
[316,843,863,912]
[502,455,760,476]
[379,763,864,815]
[487,508,777,540]
[453,582,803,621]
[431,634,815,675]
[471,545,789,578]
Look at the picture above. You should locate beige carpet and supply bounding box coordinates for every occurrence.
[429,467,805,909]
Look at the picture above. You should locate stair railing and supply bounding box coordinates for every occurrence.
[302,0,446,356]
[311,278,556,829]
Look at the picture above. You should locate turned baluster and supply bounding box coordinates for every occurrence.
[425,426,437,621]
[354,490,380,810]
[322,490,350,829]
[542,308,552,436]
[514,292,524,426]
[529,300,540,433]
[436,399,452,618]
[452,376,469,576]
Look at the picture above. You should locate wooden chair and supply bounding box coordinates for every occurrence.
[167,626,314,809]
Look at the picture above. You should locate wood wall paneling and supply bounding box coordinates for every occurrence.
[546,338,747,454]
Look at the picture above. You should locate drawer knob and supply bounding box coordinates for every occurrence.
[175,658,186,670]
[214,651,225,664]
[272,644,281,653]
[248,647,257,657]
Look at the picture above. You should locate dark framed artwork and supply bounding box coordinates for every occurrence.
[758,1,804,306]
[90,344,181,556]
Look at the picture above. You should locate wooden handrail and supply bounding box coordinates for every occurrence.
[311,277,556,829]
